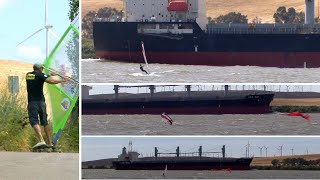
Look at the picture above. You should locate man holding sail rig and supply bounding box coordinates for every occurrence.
[26,63,69,148]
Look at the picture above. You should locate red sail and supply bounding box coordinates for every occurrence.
[161,113,173,125]
[284,112,311,121]
[167,0,188,12]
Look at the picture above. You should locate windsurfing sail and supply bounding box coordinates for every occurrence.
[161,113,173,125]
[163,164,168,177]
[282,112,311,121]
[43,24,79,145]
[141,41,149,67]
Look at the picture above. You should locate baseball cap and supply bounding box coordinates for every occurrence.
[33,63,43,69]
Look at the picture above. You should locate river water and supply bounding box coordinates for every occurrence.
[82,169,320,179]
[82,114,320,135]
[81,59,320,83]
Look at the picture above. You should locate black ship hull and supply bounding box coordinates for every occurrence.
[93,22,320,68]
[112,158,253,170]
[82,93,274,115]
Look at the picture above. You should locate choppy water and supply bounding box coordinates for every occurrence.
[82,114,320,135]
[81,59,320,83]
[82,169,320,179]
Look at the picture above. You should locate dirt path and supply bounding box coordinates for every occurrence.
[0,152,78,180]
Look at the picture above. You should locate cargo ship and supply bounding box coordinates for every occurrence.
[93,0,320,68]
[82,85,275,115]
[112,142,253,170]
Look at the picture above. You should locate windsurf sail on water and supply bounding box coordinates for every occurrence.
[282,112,311,121]
[141,41,149,67]
[43,24,79,145]
[163,164,168,177]
[161,113,173,125]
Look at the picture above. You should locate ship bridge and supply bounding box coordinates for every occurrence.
[121,0,208,30]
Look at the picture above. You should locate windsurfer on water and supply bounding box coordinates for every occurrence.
[162,112,173,125]
[140,64,149,75]
[26,63,69,148]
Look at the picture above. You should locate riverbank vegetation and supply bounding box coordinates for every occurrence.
[252,157,320,170]
[272,106,320,113]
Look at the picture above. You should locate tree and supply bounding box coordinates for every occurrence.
[68,0,79,21]
[82,38,96,59]
[296,158,307,166]
[273,6,305,24]
[282,158,290,166]
[273,6,288,23]
[208,17,215,23]
[271,159,280,167]
[215,12,248,24]
[251,16,262,24]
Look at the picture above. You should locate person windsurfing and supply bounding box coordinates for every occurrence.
[140,64,149,75]
[161,112,173,125]
[26,63,69,148]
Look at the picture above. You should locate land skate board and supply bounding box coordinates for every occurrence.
[31,144,61,153]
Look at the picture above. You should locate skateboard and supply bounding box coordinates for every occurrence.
[31,144,61,153]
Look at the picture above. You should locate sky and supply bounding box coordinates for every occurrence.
[86,84,320,95]
[82,137,320,161]
[0,0,71,64]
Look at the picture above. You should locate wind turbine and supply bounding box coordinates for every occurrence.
[257,146,264,157]
[276,145,283,157]
[17,0,60,59]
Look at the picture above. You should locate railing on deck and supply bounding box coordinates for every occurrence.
[207,23,320,34]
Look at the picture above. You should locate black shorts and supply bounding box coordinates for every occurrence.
[28,101,48,127]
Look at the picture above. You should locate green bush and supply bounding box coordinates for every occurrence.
[82,38,97,59]
[0,83,32,151]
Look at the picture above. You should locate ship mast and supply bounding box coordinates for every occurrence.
[128,141,133,152]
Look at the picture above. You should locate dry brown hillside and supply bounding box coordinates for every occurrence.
[252,154,320,166]
[272,98,320,106]
[0,60,32,87]
[82,0,320,23]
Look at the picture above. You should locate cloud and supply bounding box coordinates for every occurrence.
[17,46,44,61]
[0,0,9,8]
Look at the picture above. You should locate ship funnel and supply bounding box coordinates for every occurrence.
[224,85,229,97]
[305,0,315,25]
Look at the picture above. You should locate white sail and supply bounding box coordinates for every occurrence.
[141,41,149,67]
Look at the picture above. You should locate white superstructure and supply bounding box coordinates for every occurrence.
[121,0,208,30]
